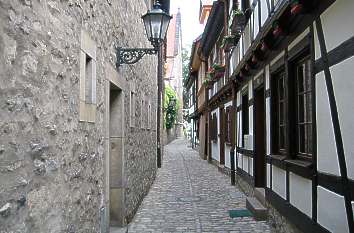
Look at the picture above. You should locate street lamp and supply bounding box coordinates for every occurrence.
[116,2,172,168]
[116,2,172,67]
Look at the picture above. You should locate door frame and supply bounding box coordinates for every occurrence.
[254,84,266,188]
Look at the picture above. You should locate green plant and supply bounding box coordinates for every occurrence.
[164,85,179,129]
[231,9,244,17]
[221,35,235,48]
[212,63,225,71]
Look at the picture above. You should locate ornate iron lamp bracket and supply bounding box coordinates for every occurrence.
[116,47,158,68]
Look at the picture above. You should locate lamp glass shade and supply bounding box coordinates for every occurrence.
[142,3,172,46]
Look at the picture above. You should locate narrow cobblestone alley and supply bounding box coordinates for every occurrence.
[126,139,271,233]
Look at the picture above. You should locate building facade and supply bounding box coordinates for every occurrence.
[188,0,354,232]
[164,9,183,142]
[0,0,169,232]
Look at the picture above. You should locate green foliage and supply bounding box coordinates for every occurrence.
[182,47,191,110]
[164,85,179,129]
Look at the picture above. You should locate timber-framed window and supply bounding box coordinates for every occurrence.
[210,113,218,141]
[272,70,287,155]
[294,56,313,159]
[271,53,313,160]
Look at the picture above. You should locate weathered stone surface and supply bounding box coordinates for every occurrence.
[0,0,158,232]
[0,203,11,217]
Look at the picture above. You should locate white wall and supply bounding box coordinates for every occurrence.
[266,164,271,188]
[211,108,220,161]
[320,0,354,53]
[243,155,249,173]
[330,57,354,179]
[260,0,268,27]
[265,65,271,156]
[224,101,233,168]
[316,72,340,176]
[272,166,286,199]
[317,186,349,233]
[289,173,312,218]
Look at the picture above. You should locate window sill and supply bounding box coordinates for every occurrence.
[267,154,313,179]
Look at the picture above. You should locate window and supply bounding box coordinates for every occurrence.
[242,93,249,147]
[295,57,312,158]
[79,30,96,122]
[272,70,286,154]
[85,55,94,104]
[130,90,136,127]
[225,106,232,144]
[141,95,145,129]
[148,101,152,130]
[271,54,313,159]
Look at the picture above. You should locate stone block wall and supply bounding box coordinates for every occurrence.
[0,0,158,232]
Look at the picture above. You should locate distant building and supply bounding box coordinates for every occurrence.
[164,8,183,142]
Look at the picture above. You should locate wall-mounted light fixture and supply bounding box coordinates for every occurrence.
[116,2,172,67]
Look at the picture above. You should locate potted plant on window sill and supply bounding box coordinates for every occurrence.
[212,63,225,80]
[230,9,246,34]
[272,20,283,37]
[290,0,303,15]
[221,32,241,52]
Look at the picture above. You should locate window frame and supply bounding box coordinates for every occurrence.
[271,49,313,161]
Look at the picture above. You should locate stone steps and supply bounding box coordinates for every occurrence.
[246,196,267,221]
[254,187,266,206]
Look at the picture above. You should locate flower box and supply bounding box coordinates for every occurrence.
[272,21,283,37]
[291,0,303,15]
[229,9,246,34]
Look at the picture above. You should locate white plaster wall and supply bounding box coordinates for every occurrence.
[317,186,349,233]
[248,80,253,139]
[237,153,243,168]
[270,51,284,66]
[253,3,260,39]
[266,164,271,188]
[243,155,249,173]
[289,172,312,218]
[321,0,354,53]
[225,145,231,168]
[248,80,253,99]
[224,100,233,169]
[260,0,268,27]
[265,65,270,89]
[249,157,253,176]
[288,28,310,51]
[330,57,354,179]
[313,22,321,60]
[266,97,271,155]
[236,111,242,147]
[211,109,220,162]
[265,65,271,155]
[244,23,251,52]
[249,105,254,138]
[316,72,340,176]
[272,166,286,199]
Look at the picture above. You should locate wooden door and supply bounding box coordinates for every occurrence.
[219,107,225,165]
[255,86,266,187]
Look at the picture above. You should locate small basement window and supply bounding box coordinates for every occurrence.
[85,55,94,104]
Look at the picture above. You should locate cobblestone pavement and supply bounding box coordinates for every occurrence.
[127,139,271,233]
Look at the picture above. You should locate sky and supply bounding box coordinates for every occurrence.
[170,0,204,49]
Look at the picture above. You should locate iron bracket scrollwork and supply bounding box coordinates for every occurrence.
[116,47,158,68]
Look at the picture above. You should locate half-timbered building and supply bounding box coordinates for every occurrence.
[188,0,354,232]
